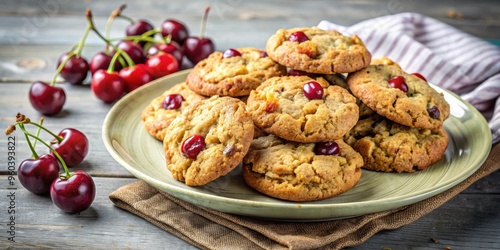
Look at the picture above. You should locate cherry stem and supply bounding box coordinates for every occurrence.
[18,126,71,178]
[76,23,92,58]
[86,9,135,67]
[19,123,38,159]
[105,4,127,40]
[116,15,135,24]
[199,6,211,39]
[50,51,76,86]
[108,50,129,71]
[22,120,63,143]
[31,117,45,158]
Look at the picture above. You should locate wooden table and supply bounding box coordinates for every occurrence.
[1,1,499,249]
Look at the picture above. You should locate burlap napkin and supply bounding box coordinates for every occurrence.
[109,143,499,250]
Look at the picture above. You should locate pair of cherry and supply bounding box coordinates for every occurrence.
[7,114,94,214]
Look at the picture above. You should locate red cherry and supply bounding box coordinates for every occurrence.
[118,64,154,93]
[162,94,184,110]
[314,141,340,155]
[89,51,122,74]
[222,48,241,58]
[388,76,409,92]
[146,42,183,64]
[260,50,268,58]
[288,69,318,78]
[184,37,215,65]
[116,40,146,64]
[91,69,125,103]
[146,53,180,79]
[428,106,440,119]
[161,19,189,45]
[288,31,309,43]
[50,128,89,167]
[57,52,89,85]
[125,19,154,47]
[18,154,60,195]
[29,81,66,116]
[50,170,95,214]
[412,72,427,82]
[303,81,324,99]
[181,135,206,159]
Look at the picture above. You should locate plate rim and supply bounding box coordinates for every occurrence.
[102,69,492,221]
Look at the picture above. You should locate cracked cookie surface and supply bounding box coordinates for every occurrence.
[347,64,450,129]
[186,47,287,97]
[246,75,359,143]
[266,27,371,74]
[242,134,363,202]
[141,82,206,141]
[344,112,449,172]
[163,96,254,186]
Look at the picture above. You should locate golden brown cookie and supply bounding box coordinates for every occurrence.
[141,82,206,141]
[163,96,254,186]
[266,27,371,74]
[242,134,363,202]
[186,47,287,97]
[246,76,359,143]
[370,56,402,69]
[347,64,450,130]
[344,113,449,172]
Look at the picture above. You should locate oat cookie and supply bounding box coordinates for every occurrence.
[242,134,363,202]
[163,96,254,186]
[186,47,287,97]
[347,64,450,129]
[246,76,359,143]
[370,56,402,69]
[266,27,371,74]
[141,82,206,141]
[344,113,449,172]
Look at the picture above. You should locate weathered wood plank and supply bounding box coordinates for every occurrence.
[0,176,499,249]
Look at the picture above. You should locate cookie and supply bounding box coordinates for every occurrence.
[163,96,254,186]
[242,134,363,202]
[347,64,450,129]
[186,47,287,97]
[141,82,206,141]
[246,75,359,143]
[344,113,449,172]
[266,27,371,74]
[370,56,402,69]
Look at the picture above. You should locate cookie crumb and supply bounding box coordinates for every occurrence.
[444,246,452,250]
[431,237,439,243]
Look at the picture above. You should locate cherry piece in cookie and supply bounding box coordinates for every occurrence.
[288,31,309,43]
[428,106,440,119]
[314,141,340,156]
[303,81,324,99]
[162,94,184,110]
[412,72,427,82]
[181,134,205,159]
[388,76,408,92]
[222,48,242,58]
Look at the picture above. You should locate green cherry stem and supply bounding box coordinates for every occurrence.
[87,9,135,67]
[19,123,38,159]
[19,120,63,143]
[199,6,211,39]
[18,125,71,178]
[49,51,76,86]
[105,4,127,41]
[30,117,45,158]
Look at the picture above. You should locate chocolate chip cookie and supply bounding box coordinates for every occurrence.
[242,134,363,202]
[266,27,371,74]
[344,113,449,172]
[163,96,254,186]
[141,82,207,141]
[347,64,450,129]
[186,47,287,97]
[246,75,359,143]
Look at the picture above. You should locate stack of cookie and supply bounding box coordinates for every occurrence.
[140,26,450,202]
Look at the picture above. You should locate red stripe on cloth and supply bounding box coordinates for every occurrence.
[404,45,426,70]
[394,37,414,63]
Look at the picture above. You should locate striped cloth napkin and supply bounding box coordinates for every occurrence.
[318,12,500,144]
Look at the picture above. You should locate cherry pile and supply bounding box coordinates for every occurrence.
[30,5,215,115]
[5,113,94,213]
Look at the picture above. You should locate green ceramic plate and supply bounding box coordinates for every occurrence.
[102,69,492,221]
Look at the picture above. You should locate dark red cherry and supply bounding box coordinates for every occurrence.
[184,37,215,65]
[116,40,146,64]
[161,19,189,44]
[89,51,122,74]
[29,81,66,116]
[90,69,126,103]
[125,19,154,47]
[146,53,179,79]
[288,31,309,43]
[303,81,324,99]
[314,141,340,155]
[118,64,154,93]
[428,106,440,119]
[50,170,95,213]
[57,52,89,85]
[260,50,268,57]
[388,76,408,92]
[146,42,183,64]
[412,72,427,82]
[181,135,206,159]
[50,128,89,167]
[162,94,184,110]
[18,154,60,195]
[223,48,241,58]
